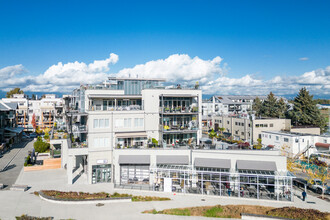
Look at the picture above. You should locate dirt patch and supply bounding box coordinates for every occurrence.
[144,205,330,219]
[38,190,170,202]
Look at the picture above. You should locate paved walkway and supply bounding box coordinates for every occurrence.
[0,168,328,219]
[0,140,34,189]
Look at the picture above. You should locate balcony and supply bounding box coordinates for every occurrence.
[72,125,87,133]
[161,106,198,114]
[89,105,142,111]
[162,124,199,133]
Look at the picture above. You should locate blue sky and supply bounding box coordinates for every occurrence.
[0,0,329,97]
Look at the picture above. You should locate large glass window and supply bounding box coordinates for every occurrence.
[120,165,150,185]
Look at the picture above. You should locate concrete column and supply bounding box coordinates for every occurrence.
[67,155,74,184]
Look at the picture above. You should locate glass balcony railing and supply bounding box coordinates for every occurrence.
[161,106,198,114]
[89,105,143,111]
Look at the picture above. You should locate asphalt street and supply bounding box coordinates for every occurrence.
[0,139,34,189]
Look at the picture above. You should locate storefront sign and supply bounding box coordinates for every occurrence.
[97,159,108,164]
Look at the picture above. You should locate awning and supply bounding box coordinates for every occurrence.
[118,155,150,164]
[236,160,277,171]
[267,145,274,148]
[315,143,330,148]
[157,155,189,165]
[116,132,147,139]
[4,127,24,134]
[194,158,231,169]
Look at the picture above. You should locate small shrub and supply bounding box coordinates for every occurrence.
[204,206,223,217]
[34,140,50,153]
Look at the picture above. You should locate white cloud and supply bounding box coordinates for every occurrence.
[0,53,329,97]
[0,64,26,78]
[0,53,118,93]
[116,54,224,82]
[299,57,309,61]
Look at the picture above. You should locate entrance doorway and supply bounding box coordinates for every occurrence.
[92,164,111,184]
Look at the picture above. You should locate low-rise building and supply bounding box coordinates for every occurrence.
[209,115,291,144]
[261,131,330,158]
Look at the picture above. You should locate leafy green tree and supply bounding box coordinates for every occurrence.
[252,97,263,117]
[288,87,326,132]
[6,88,24,98]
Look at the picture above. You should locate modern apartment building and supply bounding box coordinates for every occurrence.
[2,94,64,131]
[62,77,202,182]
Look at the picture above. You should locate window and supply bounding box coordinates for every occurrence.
[242,123,244,126]
[134,118,144,128]
[284,138,289,142]
[235,122,238,125]
[264,124,268,127]
[241,132,244,135]
[93,119,109,128]
[235,131,238,134]
[248,123,250,127]
[270,123,273,127]
[295,138,298,143]
[115,119,124,128]
[325,139,328,143]
[94,119,99,128]
[227,121,229,125]
[124,118,131,128]
[276,136,279,141]
[93,137,110,148]
[256,124,260,128]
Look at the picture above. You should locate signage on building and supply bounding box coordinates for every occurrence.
[97,159,108,164]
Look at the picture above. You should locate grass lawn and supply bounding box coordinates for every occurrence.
[143,205,330,220]
[37,190,170,202]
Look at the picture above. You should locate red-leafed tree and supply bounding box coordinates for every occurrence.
[31,113,37,130]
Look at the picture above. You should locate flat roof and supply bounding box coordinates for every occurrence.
[108,77,166,82]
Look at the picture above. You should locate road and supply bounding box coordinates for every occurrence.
[0,139,34,189]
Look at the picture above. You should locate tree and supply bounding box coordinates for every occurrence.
[34,137,50,153]
[209,129,217,145]
[252,97,263,117]
[288,88,326,132]
[6,88,24,98]
[263,92,279,118]
[276,98,288,118]
[31,113,37,130]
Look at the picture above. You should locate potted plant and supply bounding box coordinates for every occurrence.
[164,107,170,112]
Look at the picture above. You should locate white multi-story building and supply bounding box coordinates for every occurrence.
[261,131,330,158]
[52,77,293,202]
[2,94,64,131]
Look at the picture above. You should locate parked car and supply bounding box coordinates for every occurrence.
[308,179,326,194]
[29,133,37,138]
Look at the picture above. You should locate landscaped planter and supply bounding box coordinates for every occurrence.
[38,191,132,204]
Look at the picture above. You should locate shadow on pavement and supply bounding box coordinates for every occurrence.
[2,164,16,172]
